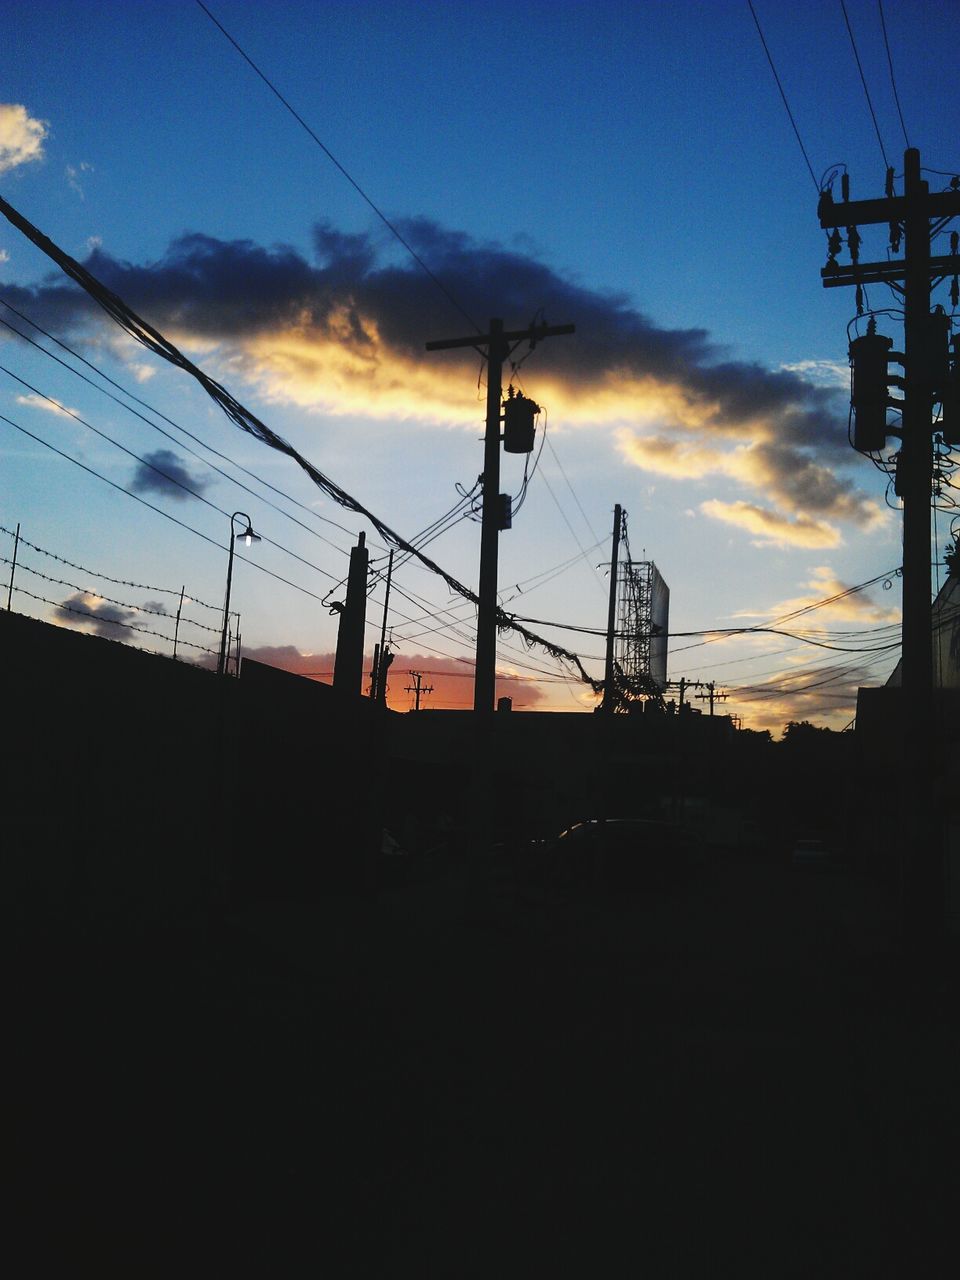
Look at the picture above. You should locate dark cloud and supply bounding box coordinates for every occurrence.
[1,217,847,450]
[129,448,208,501]
[54,591,138,640]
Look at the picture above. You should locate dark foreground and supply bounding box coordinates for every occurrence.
[10,852,958,1277]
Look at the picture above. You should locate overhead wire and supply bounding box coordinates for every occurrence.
[0,192,601,692]
[838,0,890,170]
[0,363,347,588]
[193,0,481,338]
[746,0,819,190]
[877,0,910,149]
[0,297,367,554]
[0,412,334,603]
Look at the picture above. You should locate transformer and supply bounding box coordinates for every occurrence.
[940,334,959,447]
[502,388,539,453]
[850,329,893,452]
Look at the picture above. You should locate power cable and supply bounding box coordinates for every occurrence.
[839,0,890,170]
[0,192,601,691]
[0,300,364,559]
[877,0,910,149]
[193,0,481,337]
[746,0,819,190]
[0,412,333,602]
[0,363,343,588]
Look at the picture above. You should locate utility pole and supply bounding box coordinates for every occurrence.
[404,670,433,712]
[695,681,727,716]
[370,548,394,703]
[818,148,960,944]
[426,318,574,711]
[333,532,368,696]
[601,504,623,713]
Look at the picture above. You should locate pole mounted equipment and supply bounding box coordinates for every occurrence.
[426,319,574,712]
[818,148,960,946]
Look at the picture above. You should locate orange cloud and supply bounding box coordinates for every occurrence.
[699,499,841,549]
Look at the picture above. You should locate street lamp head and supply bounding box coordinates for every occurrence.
[231,512,261,547]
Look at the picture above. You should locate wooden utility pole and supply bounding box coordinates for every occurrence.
[818,148,960,943]
[404,670,433,712]
[426,319,574,711]
[601,503,623,713]
[333,531,368,696]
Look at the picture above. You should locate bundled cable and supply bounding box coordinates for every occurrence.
[0,193,601,692]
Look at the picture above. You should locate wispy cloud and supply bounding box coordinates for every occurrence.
[0,104,48,176]
[699,500,841,549]
[66,161,93,199]
[734,565,901,625]
[15,392,78,418]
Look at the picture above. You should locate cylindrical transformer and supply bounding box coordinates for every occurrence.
[926,310,952,396]
[942,334,959,447]
[503,390,539,453]
[850,331,893,452]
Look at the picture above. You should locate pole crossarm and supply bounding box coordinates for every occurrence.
[822,254,960,288]
[426,322,575,352]
[818,189,960,228]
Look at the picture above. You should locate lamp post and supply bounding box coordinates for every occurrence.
[218,512,259,676]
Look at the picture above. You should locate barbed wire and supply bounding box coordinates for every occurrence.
[0,557,222,634]
[0,523,221,610]
[10,586,219,656]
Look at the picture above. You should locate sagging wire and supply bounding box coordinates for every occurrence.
[0,192,602,693]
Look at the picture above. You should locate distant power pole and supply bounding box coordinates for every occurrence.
[817,148,960,944]
[404,670,433,712]
[426,318,574,712]
[695,681,727,716]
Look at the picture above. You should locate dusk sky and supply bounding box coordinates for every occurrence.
[1,0,956,731]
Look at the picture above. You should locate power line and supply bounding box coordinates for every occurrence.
[877,0,910,149]
[193,0,480,336]
[0,363,344,589]
[0,191,600,691]
[838,0,890,170]
[0,412,333,603]
[0,300,364,560]
[746,0,819,190]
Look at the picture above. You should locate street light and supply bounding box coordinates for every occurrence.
[218,512,260,676]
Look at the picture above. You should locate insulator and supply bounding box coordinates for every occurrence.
[951,276,959,310]
[855,284,864,315]
[889,221,901,253]
[943,335,960,447]
[828,228,843,258]
[850,329,893,451]
[885,167,895,198]
[847,226,861,263]
[502,389,539,454]
[841,172,850,201]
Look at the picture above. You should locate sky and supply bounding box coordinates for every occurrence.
[0,0,956,732]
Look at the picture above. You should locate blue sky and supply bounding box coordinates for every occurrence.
[1,0,956,728]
